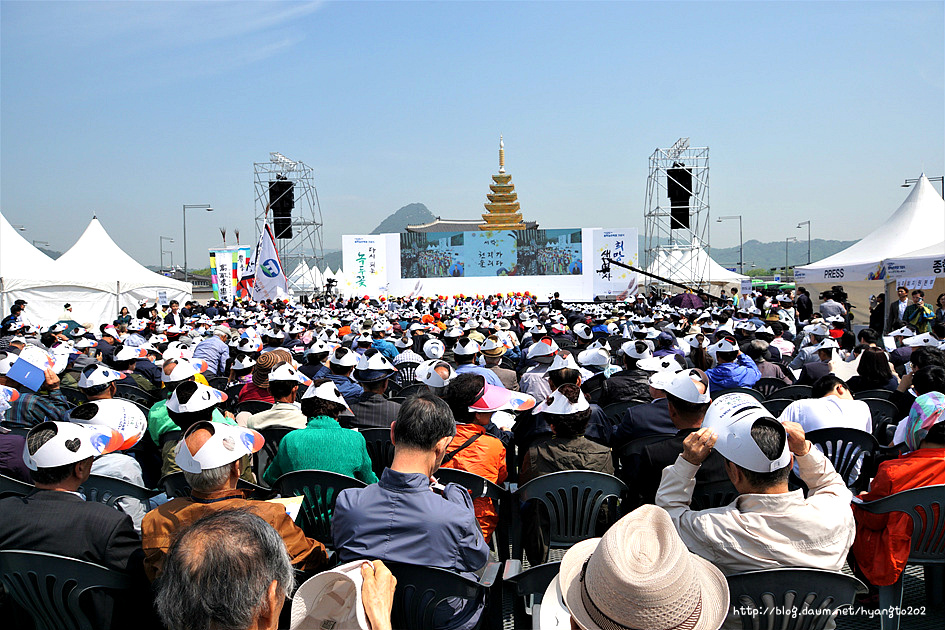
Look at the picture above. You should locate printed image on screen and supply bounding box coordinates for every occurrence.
[400,228,582,278]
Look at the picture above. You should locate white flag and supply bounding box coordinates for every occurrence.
[252,224,288,301]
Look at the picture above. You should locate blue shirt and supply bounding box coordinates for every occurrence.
[327,373,364,405]
[191,335,229,375]
[371,339,398,361]
[706,354,762,393]
[454,364,502,387]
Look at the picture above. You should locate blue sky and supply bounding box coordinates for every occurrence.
[2,1,942,268]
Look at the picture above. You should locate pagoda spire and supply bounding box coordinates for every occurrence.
[499,135,505,174]
[480,136,527,230]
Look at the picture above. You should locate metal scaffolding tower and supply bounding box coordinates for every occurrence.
[643,138,710,292]
[254,152,325,281]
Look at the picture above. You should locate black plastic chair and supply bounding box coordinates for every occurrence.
[158,472,272,500]
[384,560,501,630]
[805,428,878,491]
[394,382,428,399]
[714,387,765,402]
[600,400,642,426]
[0,472,34,498]
[726,567,866,630]
[762,398,794,418]
[580,373,606,397]
[60,387,88,406]
[436,468,510,561]
[512,470,628,562]
[0,549,134,630]
[207,376,229,390]
[392,362,421,387]
[861,398,900,438]
[0,424,31,437]
[614,433,674,477]
[270,469,366,546]
[690,479,739,511]
[114,382,156,407]
[502,560,562,629]
[855,485,945,630]
[853,388,893,401]
[79,474,158,512]
[253,427,295,486]
[360,427,395,479]
[770,384,812,401]
[235,400,273,415]
[753,377,788,399]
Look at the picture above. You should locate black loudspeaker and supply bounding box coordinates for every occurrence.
[667,163,692,230]
[269,180,294,239]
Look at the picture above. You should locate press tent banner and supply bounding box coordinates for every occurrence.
[251,225,288,301]
[590,228,639,297]
[342,235,388,296]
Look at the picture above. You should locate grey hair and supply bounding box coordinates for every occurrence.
[155,509,295,630]
[183,462,232,493]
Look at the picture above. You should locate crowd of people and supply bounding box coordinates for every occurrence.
[0,283,943,630]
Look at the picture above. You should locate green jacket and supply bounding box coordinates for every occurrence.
[147,399,232,445]
[263,415,378,486]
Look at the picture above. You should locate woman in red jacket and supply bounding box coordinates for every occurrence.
[851,392,945,588]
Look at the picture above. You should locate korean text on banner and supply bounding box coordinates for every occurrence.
[591,229,639,298]
[342,235,388,296]
[740,278,752,296]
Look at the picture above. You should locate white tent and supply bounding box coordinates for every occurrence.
[883,240,945,280]
[645,244,748,294]
[0,211,62,323]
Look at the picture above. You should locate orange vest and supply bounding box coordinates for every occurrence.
[440,423,507,543]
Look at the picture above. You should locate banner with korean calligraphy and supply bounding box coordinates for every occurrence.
[399,228,584,278]
[210,246,253,303]
[342,235,388,295]
[590,228,639,297]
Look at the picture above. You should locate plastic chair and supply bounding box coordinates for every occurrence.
[0,472,35,498]
[854,388,893,401]
[270,469,366,546]
[392,362,420,387]
[502,560,562,629]
[690,479,739,511]
[804,428,878,491]
[235,400,273,415]
[436,468,510,560]
[854,485,945,630]
[600,400,642,426]
[360,427,395,479]
[79,474,158,512]
[614,433,674,477]
[726,567,866,630]
[714,387,765,402]
[394,382,428,399]
[0,549,134,630]
[207,376,230,390]
[114,382,156,407]
[753,378,788,399]
[158,472,272,500]
[60,387,88,406]
[253,426,295,487]
[861,398,900,438]
[769,384,812,401]
[384,560,501,630]
[762,398,794,418]
[512,470,628,562]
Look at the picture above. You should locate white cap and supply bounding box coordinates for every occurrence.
[577,347,610,367]
[572,323,594,341]
[547,352,580,372]
[290,560,371,630]
[67,398,147,450]
[708,338,738,354]
[637,357,683,374]
[904,333,939,348]
[162,358,210,383]
[167,382,227,413]
[811,338,839,352]
[662,368,711,404]
[23,421,125,470]
[703,393,792,473]
[301,380,353,416]
[648,370,679,391]
[423,338,446,359]
[453,338,480,356]
[233,356,256,370]
[888,325,914,337]
[329,347,359,367]
[415,359,455,388]
[174,421,265,473]
[620,340,652,360]
[269,362,312,385]
[114,346,148,362]
[535,389,590,415]
[77,364,127,389]
[526,338,558,358]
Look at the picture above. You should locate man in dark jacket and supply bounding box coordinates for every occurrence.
[597,340,653,407]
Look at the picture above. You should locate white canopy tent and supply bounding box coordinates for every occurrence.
[2,216,192,327]
[0,211,62,323]
[645,244,749,295]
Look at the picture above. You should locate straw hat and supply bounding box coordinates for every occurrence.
[557,505,728,630]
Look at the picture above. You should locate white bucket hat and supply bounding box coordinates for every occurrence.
[67,398,147,450]
[329,347,359,367]
[301,380,354,416]
[577,348,611,367]
[453,338,480,356]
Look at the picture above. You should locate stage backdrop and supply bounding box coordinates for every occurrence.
[341,228,637,300]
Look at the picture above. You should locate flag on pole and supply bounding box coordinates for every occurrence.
[250,224,288,301]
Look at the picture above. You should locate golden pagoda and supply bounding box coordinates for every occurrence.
[480,136,527,230]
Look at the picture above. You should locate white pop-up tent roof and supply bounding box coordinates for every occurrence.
[646,243,748,291]
[1,211,62,321]
[884,239,945,280]
[795,174,945,283]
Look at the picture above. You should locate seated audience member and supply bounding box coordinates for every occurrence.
[609,369,677,449]
[0,421,148,623]
[239,350,293,404]
[656,394,855,578]
[243,361,307,430]
[263,379,377,486]
[796,338,844,385]
[0,386,30,481]
[705,336,761,393]
[846,346,899,393]
[190,326,231,379]
[889,348,945,419]
[789,323,830,369]
[155,510,295,630]
[518,337,560,404]
[851,393,945,591]
[452,337,503,387]
[520,383,613,564]
[298,341,332,381]
[440,373,514,544]
[111,345,160,397]
[744,339,792,384]
[142,421,330,581]
[348,349,402,430]
[480,336,519,391]
[414,358,456,397]
[779,374,872,433]
[332,393,489,630]
[633,369,731,507]
[597,341,653,407]
[325,347,365,405]
[768,321,794,358]
[0,352,72,428]
[553,504,728,630]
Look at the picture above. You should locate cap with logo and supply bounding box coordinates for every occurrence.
[77,364,127,389]
[23,421,125,470]
[174,421,265,473]
[702,393,792,473]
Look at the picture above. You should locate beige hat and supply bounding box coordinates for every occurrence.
[557,504,728,630]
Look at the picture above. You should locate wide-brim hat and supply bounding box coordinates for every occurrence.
[469,384,536,413]
[175,420,264,473]
[77,364,127,389]
[290,560,371,630]
[353,351,397,383]
[23,421,125,470]
[557,505,728,630]
[301,380,354,416]
[480,337,507,357]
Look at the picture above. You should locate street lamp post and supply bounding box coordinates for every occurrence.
[160,236,174,273]
[902,176,944,197]
[785,237,797,278]
[716,215,743,275]
[182,204,213,282]
[796,220,811,264]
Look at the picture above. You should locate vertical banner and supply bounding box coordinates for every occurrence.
[209,247,253,303]
[209,251,220,299]
[252,225,289,301]
[342,235,388,296]
[591,228,639,297]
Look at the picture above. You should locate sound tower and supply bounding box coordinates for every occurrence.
[667,162,692,230]
[269,179,295,239]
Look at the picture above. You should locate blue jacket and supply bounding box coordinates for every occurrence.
[326,373,364,404]
[706,354,762,393]
[371,339,398,361]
